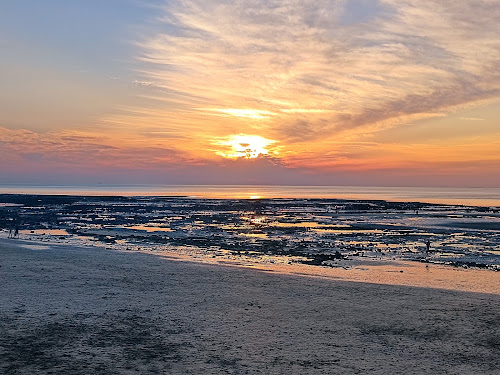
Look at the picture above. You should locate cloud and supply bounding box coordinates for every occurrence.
[0,126,191,170]
[134,0,500,146]
[2,124,499,187]
[0,125,304,185]
[460,117,485,121]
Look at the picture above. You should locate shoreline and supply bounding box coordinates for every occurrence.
[4,237,500,295]
[150,249,500,295]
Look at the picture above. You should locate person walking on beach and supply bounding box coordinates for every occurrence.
[13,226,19,238]
[8,226,13,238]
[425,240,431,253]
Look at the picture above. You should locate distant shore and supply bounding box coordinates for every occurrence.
[1,185,500,206]
[1,239,499,374]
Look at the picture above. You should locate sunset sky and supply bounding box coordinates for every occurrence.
[1,0,499,187]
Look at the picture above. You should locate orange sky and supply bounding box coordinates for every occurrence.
[1,0,500,186]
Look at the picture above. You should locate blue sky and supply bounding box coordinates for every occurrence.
[1,1,148,72]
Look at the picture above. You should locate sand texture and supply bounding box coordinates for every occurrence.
[1,239,500,374]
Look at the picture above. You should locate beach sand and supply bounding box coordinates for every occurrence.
[1,239,499,374]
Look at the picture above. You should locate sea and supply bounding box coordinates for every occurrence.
[1,184,499,207]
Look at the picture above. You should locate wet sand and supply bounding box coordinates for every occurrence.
[1,239,500,374]
[148,248,500,295]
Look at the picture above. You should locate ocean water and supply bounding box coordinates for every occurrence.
[1,184,499,207]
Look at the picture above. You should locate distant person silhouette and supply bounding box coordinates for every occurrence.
[13,226,19,239]
[8,226,13,238]
[425,240,431,253]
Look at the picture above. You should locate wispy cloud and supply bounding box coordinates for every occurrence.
[134,0,500,148]
[0,126,192,170]
[460,117,485,121]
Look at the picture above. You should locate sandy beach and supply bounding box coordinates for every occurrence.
[1,238,499,374]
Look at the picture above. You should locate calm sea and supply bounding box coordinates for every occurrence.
[1,185,499,207]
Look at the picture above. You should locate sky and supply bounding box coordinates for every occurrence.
[1,0,499,187]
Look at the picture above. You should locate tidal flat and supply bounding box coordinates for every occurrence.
[1,194,499,273]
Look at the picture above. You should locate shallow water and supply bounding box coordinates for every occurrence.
[20,229,70,236]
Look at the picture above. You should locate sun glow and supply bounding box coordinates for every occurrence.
[215,134,277,159]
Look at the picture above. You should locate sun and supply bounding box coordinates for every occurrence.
[215,134,277,159]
